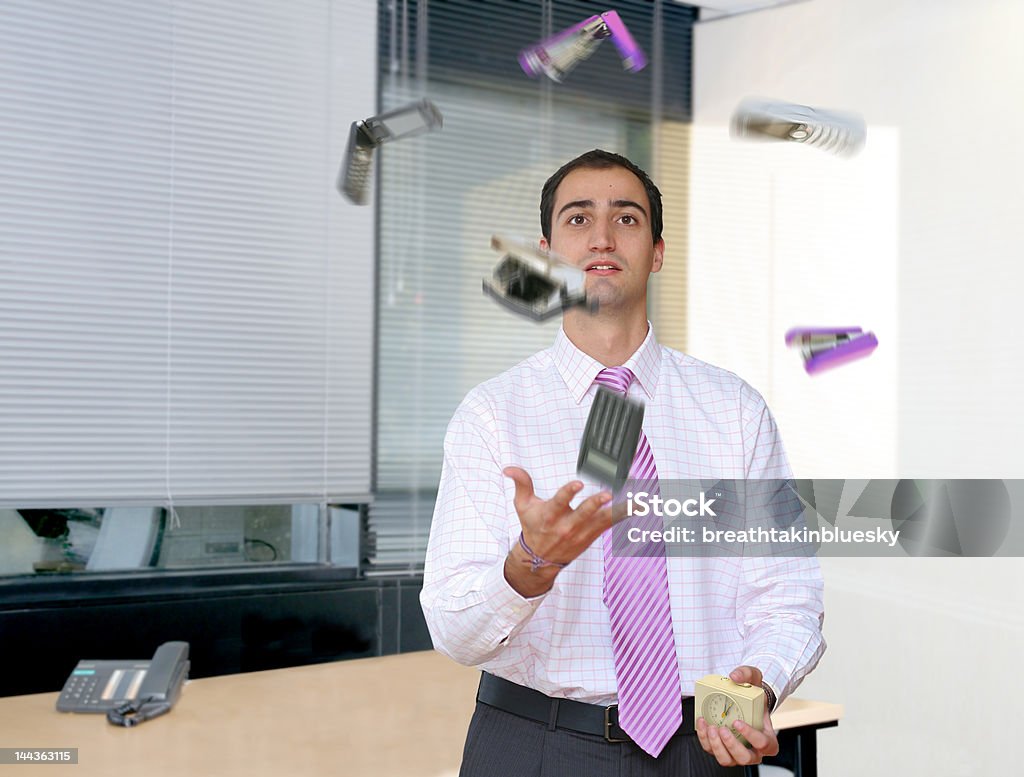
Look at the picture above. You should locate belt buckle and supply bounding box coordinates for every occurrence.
[603,704,627,743]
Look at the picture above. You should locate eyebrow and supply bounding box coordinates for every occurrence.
[557,198,648,220]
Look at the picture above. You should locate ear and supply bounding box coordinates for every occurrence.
[651,239,665,274]
[539,237,549,252]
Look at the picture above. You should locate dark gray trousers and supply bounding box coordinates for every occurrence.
[459,701,745,777]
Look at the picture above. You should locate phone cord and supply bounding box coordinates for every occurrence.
[106,698,173,727]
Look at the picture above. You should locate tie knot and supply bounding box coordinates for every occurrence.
[595,366,634,395]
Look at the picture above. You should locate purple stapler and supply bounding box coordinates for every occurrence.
[599,11,646,73]
[518,10,647,83]
[785,326,879,375]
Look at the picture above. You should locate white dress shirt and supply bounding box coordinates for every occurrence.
[421,324,825,705]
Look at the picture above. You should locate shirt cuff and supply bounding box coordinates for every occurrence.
[742,656,787,711]
[480,557,546,642]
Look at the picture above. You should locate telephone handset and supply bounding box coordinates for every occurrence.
[56,641,189,727]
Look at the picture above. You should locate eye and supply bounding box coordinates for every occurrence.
[567,214,588,226]
[618,213,638,225]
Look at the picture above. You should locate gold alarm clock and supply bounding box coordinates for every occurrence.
[694,674,765,747]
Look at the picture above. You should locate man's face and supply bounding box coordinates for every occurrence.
[540,165,664,316]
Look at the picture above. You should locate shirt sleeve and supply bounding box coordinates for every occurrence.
[420,396,546,666]
[736,381,827,703]
[737,555,827,705]
[739,380,792,481]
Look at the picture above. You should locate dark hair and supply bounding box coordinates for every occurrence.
[539,149,663,244]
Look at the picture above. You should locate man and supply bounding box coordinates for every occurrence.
[421,149,825,776]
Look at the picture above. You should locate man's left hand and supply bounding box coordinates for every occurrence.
[695,665,780,767]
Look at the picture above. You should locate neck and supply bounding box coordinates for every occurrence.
[562,307,650,366]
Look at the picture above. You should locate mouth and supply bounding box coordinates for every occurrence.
[584,259,622,276]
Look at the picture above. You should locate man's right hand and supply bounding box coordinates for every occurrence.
[502,466,613,598]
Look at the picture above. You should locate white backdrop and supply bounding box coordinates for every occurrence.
[692,1,1024,774]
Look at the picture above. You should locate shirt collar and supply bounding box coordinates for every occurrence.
[551,322,662,404]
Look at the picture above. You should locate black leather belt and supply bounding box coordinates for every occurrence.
[476,672,694,745]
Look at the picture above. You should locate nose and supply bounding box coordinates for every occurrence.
[589,220,615,254]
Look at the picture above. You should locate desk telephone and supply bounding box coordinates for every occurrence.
[56,641,189,727]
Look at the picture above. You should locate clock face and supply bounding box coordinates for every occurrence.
[702,691,746,729]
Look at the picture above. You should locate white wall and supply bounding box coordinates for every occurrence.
[690,1,1024,774]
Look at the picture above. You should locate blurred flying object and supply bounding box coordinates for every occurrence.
[483,235,597,322]
[785,326,878,374]
[518,10,646,83]
[731,97,866,157]
[337,99,444,205]
[578,386,644,492]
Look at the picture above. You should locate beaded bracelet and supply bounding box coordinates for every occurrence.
[517,532,570,573]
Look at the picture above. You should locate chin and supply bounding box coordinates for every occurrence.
[589,295,632,316]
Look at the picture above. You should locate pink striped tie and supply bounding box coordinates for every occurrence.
[596,367,682,757]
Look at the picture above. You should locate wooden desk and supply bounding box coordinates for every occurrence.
[0,651,841,776]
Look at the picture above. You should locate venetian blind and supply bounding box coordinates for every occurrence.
[369,0,696,571]
[0,0,376,507]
